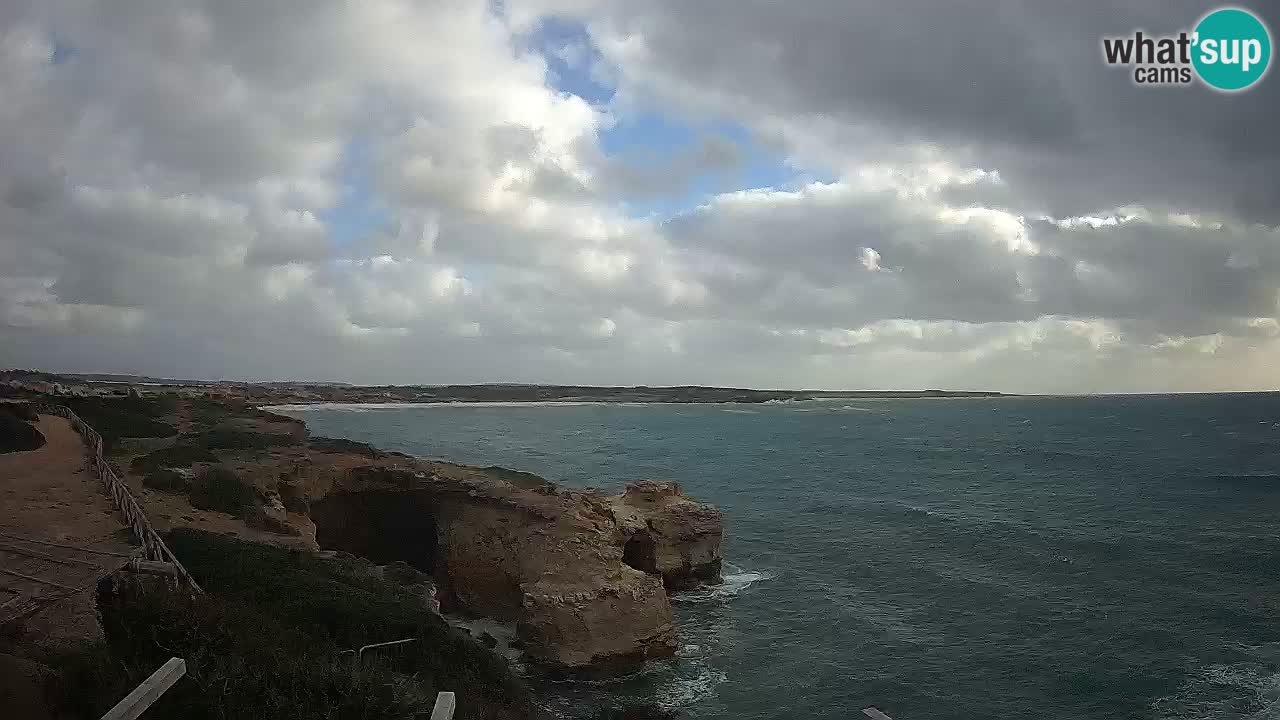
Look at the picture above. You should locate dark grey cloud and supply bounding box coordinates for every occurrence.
[551,0,1280,221]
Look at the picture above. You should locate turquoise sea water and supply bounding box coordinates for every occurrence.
[280,394,1280,719]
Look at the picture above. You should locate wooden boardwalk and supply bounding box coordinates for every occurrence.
[0,531,133,627]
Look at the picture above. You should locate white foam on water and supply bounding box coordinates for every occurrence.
[678,643,701,657]
[654,663,728,710]
[1153,658,1280,719]
[673,563,774,605]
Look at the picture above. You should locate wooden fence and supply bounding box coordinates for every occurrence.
[35,404,203,594]
[29,403,459,718]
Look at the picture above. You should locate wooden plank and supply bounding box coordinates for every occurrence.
[862,708,894,720]
[0,567,78,592]
[100,657,186,720]
[0,531,134,558]
[430,691,456,720]
[0,542,109,567]
[124,559,177,576]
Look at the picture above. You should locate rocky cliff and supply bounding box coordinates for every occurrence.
[224,449,721,669]
[610,481,723,590]
[54,393,727,674]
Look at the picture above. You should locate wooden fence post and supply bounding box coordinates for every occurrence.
[430,692,456,720]
[99,657,186,720]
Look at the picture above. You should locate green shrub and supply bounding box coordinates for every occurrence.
[251,407,307,430]
[143,469,188,493]
[189,398,233,429]
[60,397,176,452]
[165,530,526,693]
[0,402,39,421]
[196,428,298,451]
[45,529,531,720]
[188,467,258,516]
[383,560,431,586]
[0,412,45,453]
[130,444,219,473]
[309,436,379,456]
[48,578,442,720]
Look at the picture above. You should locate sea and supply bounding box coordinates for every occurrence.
[276,394,1280,720]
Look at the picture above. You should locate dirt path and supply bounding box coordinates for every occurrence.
[0,415,136,652]
[175,398,193,434]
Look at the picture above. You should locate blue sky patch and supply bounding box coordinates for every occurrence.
[319,136,391,249]
[318,14,806,244]
[51,35,78,65]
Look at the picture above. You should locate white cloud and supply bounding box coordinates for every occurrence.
[1,1,1279,392]
[859,247,881,272]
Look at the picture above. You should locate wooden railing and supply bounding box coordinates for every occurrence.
[35,404,203,594]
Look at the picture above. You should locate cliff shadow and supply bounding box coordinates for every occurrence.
[309,490,439,572]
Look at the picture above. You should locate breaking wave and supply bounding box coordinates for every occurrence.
[1153,656,1280,719]
[672,563,773,605]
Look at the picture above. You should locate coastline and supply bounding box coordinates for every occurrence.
[264,394,1018,412]
[1,392,728,718]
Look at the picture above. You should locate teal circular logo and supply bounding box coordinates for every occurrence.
[1192,8,1271,91]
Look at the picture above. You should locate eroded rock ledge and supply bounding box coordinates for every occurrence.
[610,480,723,590]
[241,448,722,669]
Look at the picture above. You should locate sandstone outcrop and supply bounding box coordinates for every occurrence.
[519,571,675,668]
[610,481,723,590]
[140,423,721,670]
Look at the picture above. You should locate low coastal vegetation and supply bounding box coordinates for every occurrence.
[3,401,39,422]
[141,467,188,493]
[187,467,259,516]
[129,427,298,474]
[59,396,177,453]
[197,426,300,451]
[310,435,381,456]
[130,443,219,473]
[0,404,46,452]
[48,528,531,720]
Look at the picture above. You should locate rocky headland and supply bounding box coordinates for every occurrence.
[102,398,724,670]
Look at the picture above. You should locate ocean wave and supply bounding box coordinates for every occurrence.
[1153,659,1280,719]
[654,664,728,710]
[672,563,773,605]
[1214,473,1280,483]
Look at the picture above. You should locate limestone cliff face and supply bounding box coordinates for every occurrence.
[610,481,724,590]
[432,488,680,667]
[519,570,675,668]
[227,446,718,669]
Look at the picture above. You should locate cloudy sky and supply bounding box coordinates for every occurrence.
[2,1,1278,393]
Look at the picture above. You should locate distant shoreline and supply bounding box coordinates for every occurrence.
[1,370,1012,405]
[263,392,1016,411]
